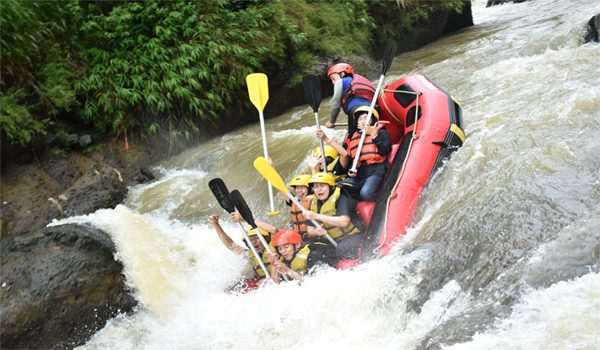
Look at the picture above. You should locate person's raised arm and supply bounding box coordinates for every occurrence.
[326,79,344,127]
[208,215,245,255]
[255,219,277,234]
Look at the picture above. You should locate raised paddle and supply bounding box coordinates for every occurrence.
[349,42,397,175]
[230,189,290,282]
[208,178,235,213]
[253,156,338,247]
[208,178,272,280]
[246,73,278,216]
[303,75,327,171]
[230,190,257,229]
[230,189,275,256]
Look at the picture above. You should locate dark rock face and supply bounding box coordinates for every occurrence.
[0,224,136,349]
[584,14,600,43]
[1,145,160,239]
[487,0,529,7]
[445,1,474,33]
[59,163,127,218]
[369,1,474,58]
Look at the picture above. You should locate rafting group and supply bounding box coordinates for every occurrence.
[208,46,466,292]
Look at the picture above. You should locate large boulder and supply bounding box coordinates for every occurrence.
[59,163,127,218]
[584,14,600,43]
[0,224,136,349]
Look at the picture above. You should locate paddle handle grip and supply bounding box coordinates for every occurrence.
[287,194,338,247]
[350,74,386,173]
[239,224,272,281]
[245,223,290,282]
[314,112,328,171]
[258,111,276,213]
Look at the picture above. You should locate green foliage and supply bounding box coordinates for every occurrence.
[268,0,374,83]
[369,0,465,51]
[0,0,462,148]
[0,90,46,145]
[77,1,276,134]
[0,0,80,144]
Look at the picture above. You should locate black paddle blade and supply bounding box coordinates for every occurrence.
[230,190,257,228]
[380,41,397,75]
[302,75,322,112]
[208,178,235,213]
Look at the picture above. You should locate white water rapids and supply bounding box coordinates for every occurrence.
[57,0,600,349]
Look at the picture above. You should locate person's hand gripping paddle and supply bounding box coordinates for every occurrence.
[349,42,397,176]
[303,75,328,171]
[253,157,338,247]
[208,178,271,280]
[230,190,290,281]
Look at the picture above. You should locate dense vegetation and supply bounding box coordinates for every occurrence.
[0,0,465,147]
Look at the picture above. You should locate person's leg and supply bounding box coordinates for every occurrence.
[335,234,363,259]
[359,174,383,201]
[307,241,338,270]
[338,176,363,199]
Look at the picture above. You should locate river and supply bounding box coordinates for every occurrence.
[63,0,600,349]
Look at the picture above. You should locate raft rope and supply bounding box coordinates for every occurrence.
[376,89,421,254]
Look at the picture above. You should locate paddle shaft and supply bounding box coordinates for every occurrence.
[258,110,276,213]
[287,194,338,247]
[350,74,386,173]
[238,223,272,281]
[250,224,292,282]
[314,112,328,171]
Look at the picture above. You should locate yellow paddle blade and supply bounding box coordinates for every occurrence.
[253,157,289,195]
[246,73,269,112]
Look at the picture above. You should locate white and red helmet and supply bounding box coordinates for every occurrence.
[327,63,354,78]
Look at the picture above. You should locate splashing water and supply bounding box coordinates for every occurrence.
[70,0,600,348]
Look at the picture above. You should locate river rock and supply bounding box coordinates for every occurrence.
[0,223,136,349]
[584,14,600,43]
[79,134,93,148]
[60,163,127,218]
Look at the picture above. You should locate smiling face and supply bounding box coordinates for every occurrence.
[276,243,295,261]
[356,112,370,130]
[249,235,264,253]
[312,182,331,201]
[293,185,309,198]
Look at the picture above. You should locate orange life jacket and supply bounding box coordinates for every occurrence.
[290,195,312,237]
[347,131,386,166]
[340,74,376,108]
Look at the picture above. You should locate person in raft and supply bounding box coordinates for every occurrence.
[247,174,313,240]
[268,228,310,283]
[324,62,376,135]
[307,144,347,180]
[303,172,363,259]
[316,105,391,201]
[208,214,272,280]
[241,174,337,269]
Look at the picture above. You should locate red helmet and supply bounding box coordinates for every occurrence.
[272,228,302,247]
[327,63,353,78]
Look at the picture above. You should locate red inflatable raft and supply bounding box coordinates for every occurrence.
[235,75,464,291]
[352,74,465,258]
